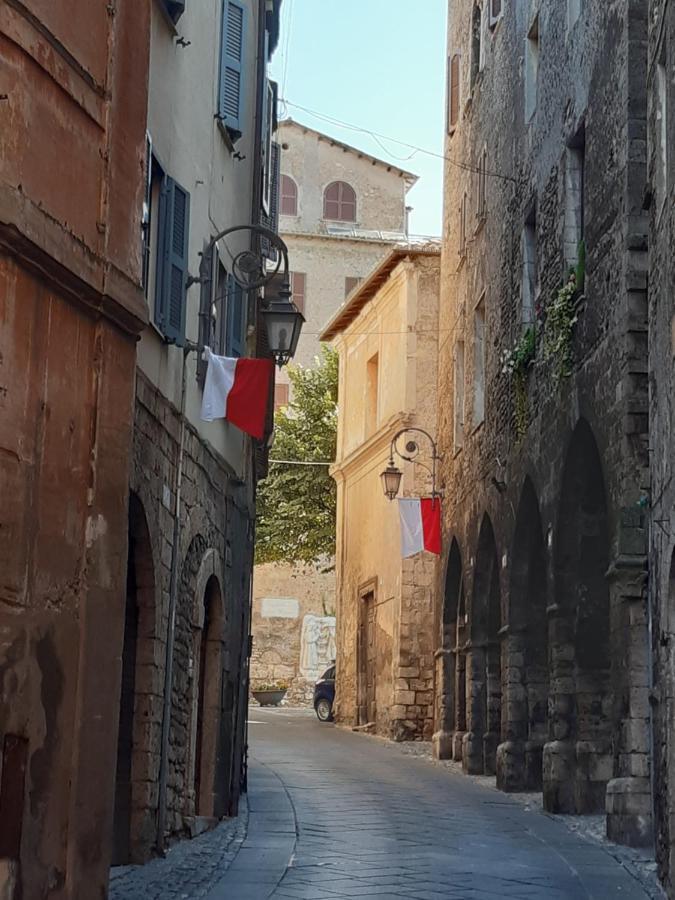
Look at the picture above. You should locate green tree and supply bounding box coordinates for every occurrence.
[255,346,338,567]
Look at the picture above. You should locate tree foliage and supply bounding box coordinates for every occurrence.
[255,346,338,567]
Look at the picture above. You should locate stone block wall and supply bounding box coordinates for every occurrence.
[119,371,253,858]
[435,0,651,849]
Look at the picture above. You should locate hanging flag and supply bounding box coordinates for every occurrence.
[398,498,441,557]
[200,348,273,439]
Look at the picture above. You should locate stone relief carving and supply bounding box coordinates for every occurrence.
[299,614,336,680]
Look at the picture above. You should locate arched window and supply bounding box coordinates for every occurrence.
[323,181,357,222]
[280,175,298,216]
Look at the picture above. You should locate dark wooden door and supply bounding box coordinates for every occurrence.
[366,600,377,724]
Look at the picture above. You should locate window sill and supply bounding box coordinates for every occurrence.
[474,215,486,237]
[156,0,180,34]
[216,118,239,152]
[457,252,467,271]
[453,444,463,459]
[471,420,484,436]
[489,15,503,35]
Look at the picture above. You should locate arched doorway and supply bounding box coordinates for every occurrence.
[546,419,611,813]
[464,515,501,775]
[194,575,225,818]
[434,540,464,760]
[113,493,156,865]
[498,477,548,792]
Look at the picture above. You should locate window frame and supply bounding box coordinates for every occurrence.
[472,294,486,428]
[323,181,357,223]
[447,53,461,134]
[280,174,298,217]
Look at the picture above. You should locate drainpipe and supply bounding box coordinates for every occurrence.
[155,345,190,853]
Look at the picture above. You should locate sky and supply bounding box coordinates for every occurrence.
[269,0,448,237]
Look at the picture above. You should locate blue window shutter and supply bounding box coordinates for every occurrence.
[154,176,170,330]
[219,0,247,134]
[158,177,190,345]
[226,274,246,358]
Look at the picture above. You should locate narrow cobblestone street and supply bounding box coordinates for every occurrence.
[111,709,663,899]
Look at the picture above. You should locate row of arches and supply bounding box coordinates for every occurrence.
[111,493,235,864]
[437,419,613,813]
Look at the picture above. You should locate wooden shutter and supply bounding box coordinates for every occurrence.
[280,175,297,216]
[291,272,305,314]
[219,0,246,133]
[261,141,281,260]
[449,54,460,131]
[156,177,190,345]
[226,274,246,358]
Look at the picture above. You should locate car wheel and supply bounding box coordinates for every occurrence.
[315,698,332,722]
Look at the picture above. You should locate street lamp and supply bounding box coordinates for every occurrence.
[380,427,441,501]
[190,223,304,368]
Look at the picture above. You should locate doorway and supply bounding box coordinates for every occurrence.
[358,587,377,726]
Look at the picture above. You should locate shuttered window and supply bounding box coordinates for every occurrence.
[323,181,356,221]
[155,176,190,346]
[290,272,306,314]
[225,273,247,358]
[261,141,281,259]
[281,175,298,216]
[218,0,247,134]
[448,54,460,132]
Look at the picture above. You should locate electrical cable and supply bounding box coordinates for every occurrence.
[279,97,517,183]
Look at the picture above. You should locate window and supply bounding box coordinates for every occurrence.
[345,276,361,297]
[655,45,668,214]
[447,54,460,132]
[274,382,289,411]
[323,181,356,222]
[453,341,465,450]
[290,272,306,314]
[477,147,487,222]
[525,15,539,123]
[144,146,190,345]
[470,4,482,89]
[218,0,247,135]
[489,0,502,27]
[473,296,486,426]
[280,175,298,216]
[261,80,278,215]
[225,273,246,357]
[366,353,379,436]
[160,0,185,24]
[261,141,281,260]
[567,0,582,31]
[459,193,468,258]
[522,208,538,326]
[564,127,585,270]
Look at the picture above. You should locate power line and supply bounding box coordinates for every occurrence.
[279,98,517,184]
[269,458,333,466]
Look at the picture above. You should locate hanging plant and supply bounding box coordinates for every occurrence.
[544,273,579,384]
[501,326,536,440]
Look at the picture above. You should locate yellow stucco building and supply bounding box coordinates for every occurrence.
[321,245,441,741]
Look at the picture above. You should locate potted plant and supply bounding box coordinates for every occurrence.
[251,681,289,707]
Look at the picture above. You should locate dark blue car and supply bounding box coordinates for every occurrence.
[313,664,335,722]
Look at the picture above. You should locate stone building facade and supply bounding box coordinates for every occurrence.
[251,121,417,704]
[0,2,150,897]
[110,0,283,870]
[648,0,675,888]
[435,0,651,850]
[322,247,441,741]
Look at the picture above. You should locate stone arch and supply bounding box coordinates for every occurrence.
[464,514,502,775]
[433,539,466,760]
[112,492,158,865]
[497,477,548,792]
[194,574,225,818]
[545,419,611,814]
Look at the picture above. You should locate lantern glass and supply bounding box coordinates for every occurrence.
[262,294,305,367]
[380,463,402,501]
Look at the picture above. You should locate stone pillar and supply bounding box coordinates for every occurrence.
[453,640,467,761]
[605,560,653,846]
[483,639,501,776]
[497,627,527,792]
[462,642,486,774]
[543,607,576,812]
[432,648,456,760]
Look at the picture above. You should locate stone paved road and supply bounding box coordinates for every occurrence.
[113,709,663,900]
[215,708,659,900]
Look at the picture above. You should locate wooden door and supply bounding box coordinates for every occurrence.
[358,591,376,725]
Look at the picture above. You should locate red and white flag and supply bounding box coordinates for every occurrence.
[398,498,441,557]
[200,348,273,440]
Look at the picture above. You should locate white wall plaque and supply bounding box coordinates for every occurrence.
[260,598,299,619]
